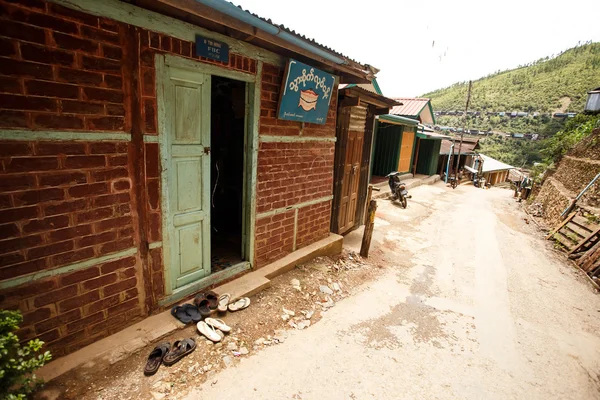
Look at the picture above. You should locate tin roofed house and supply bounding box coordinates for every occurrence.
[0,0,378,360]
[371,97,442,179]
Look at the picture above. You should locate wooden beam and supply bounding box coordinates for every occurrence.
[546,212,576,240]
[569,227,600,255]
[374,107,389,115]
[340,96,360,108]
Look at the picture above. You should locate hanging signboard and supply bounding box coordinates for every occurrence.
[195,35,229,63]
[277,60,335,125]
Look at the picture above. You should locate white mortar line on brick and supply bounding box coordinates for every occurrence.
[148,241,163,249]
[259,135,336,143]
[143,135,159,143]
[293,208,299,251]
[256,195,333,219]
[0,130,131,142]
[0,248,138,290]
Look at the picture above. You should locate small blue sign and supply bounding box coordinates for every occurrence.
[195,35,229,63]
[277,60,335,125]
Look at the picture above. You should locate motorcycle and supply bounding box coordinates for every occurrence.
[385,171,411,209]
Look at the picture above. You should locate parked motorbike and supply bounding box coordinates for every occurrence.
[385,171,411,209]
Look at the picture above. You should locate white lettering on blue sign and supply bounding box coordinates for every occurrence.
[287,68,332,100]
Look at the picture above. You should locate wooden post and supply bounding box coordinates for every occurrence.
[360,199,377,258]
[412,137,421,176]
[363,185,380,225]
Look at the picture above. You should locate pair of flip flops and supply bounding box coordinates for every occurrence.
[170,303,202,324]
[193,291,219,317]
[143,338,196,376]
[197,317,231,342]
[214,293,251,312]
[227,296,251,312]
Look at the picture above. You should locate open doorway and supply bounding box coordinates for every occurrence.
[210,76,246,273]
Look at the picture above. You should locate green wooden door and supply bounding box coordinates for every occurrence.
[164,66,211,289]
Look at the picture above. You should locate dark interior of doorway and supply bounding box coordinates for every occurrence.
[210,76,245,273]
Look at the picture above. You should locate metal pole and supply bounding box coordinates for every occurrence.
[454,80,472,176]
[445,144,454,184]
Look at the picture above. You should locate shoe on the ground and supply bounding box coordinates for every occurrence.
[197,321,222,342]
[144,342,171,376]
[204,317,231,333]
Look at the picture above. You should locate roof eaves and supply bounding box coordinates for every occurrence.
[378,114,419,127]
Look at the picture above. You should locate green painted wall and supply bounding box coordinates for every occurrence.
[416,139,442,176]
[372,121,402,176]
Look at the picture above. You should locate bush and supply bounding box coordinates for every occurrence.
[541,114,600,163]
[0,310,52,400]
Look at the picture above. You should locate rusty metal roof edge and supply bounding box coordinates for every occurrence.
[340,86,401,106]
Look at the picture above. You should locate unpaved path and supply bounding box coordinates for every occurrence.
[183,183,600,400]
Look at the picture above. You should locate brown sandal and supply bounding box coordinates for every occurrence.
[194,291,219,311]
[162,338,196,366]
[144,342,170,375]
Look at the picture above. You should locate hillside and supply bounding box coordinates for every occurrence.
[423,42,600,136]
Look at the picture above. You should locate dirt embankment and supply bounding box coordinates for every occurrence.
[530,128,600,226]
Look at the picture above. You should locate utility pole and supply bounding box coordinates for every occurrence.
[454,80,472,179]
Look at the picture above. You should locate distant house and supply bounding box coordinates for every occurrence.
[478,154,515,185]
[585,87,600,113]
[438,137,480,176]
[372,98,444,177]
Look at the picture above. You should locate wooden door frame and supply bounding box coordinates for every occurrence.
[156,54,260,304]
[331,103,376,234]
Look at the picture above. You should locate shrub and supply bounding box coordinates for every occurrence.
[0,310,52,400]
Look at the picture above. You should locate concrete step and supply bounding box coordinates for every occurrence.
[38,234,344,383]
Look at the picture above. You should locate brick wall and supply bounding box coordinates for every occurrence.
[0,0,262,356]
[0,255,140,357]
[296,200,332,248]
[0,141,135,280]
[0,1,127,131]
[254,63,337,266]
[254,210,295,267]
[0,0,338,356]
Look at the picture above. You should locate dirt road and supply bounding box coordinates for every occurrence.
[183,182,600,399]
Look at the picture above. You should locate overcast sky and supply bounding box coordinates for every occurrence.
[234,0,600,97]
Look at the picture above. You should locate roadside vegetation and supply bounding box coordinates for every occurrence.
[424,42,600,135]
[474,114,600,179]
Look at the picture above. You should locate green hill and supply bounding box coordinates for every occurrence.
[423,42,600,136]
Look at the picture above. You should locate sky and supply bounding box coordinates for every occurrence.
[233,0,600,97]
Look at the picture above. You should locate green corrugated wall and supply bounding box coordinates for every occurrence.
[372,121,402,176]
[416,139,442,176]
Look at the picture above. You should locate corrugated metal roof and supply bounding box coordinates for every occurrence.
[439,139,479,155]
[417,131,451,140]
[480,154,515,173]
[378,114,419,127]
[390,98,430,118]
[339,86,399,107]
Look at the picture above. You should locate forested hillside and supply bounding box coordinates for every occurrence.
[423,42,600,135]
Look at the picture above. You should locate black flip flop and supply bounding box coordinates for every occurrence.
[162,338,196,366]
[144,342,170,376]
[171,305,192,324]
[182,303,202,322]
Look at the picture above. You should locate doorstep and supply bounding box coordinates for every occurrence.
[373,174,441,199]
[37,234,343,382]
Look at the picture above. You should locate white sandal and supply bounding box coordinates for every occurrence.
[204,317,231,333]
[228,297,250,312]
[197,321,221,342]
[217,293,231,313]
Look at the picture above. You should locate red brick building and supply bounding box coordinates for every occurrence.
[0,0,375,356]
